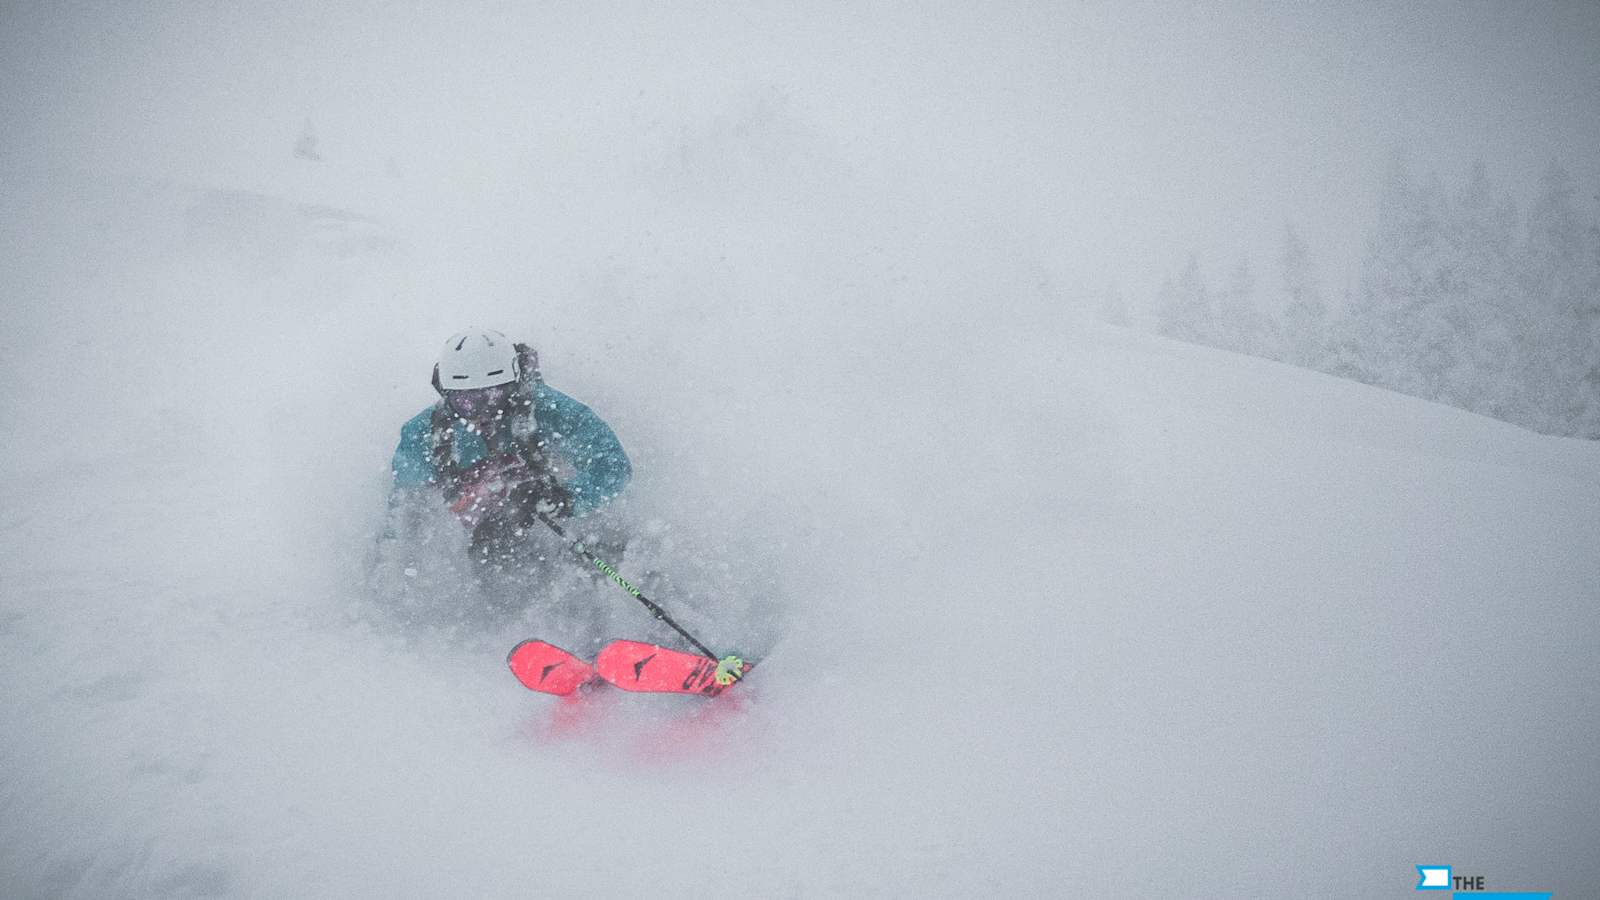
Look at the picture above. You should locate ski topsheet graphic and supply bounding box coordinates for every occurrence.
[507,640,599,696]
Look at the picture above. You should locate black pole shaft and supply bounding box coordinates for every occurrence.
[532,511,721,661]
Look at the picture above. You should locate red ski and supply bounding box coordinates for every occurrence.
[506,640,601,696]
[594,640,750,696]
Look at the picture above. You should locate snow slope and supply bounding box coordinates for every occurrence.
[2,169,1597,898]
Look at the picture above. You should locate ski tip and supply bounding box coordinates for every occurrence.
[506,638,535,666]
[506,638,561,667]
[507,639,599,696]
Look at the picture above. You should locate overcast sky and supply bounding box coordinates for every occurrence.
[4,1,1597,305]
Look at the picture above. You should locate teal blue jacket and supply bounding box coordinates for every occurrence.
[390,383,631,517]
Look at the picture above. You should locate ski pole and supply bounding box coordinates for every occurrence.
[532,510,724,664]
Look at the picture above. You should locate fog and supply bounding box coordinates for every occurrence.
[6,2,1597,300]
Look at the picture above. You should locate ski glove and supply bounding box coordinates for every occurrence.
[447,455,531,528]
[512,477,573,522]
[713,655,747,686]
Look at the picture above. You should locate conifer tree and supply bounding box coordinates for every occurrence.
[1279,224,1327,370]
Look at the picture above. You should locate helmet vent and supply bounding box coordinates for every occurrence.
[455,336,469,351]
[486,369,504,376]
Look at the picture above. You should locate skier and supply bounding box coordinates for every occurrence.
[382,330,752,688]
[386,329,632,621]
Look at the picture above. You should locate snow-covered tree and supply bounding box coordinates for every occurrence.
[1331,158,1451,395]
[1580,184,1600,436]
[1144,156,1598,439]
[1433,161,1519,417]
[1279,224,1328,370]
[1513,163,1599,434]
[1329,159,1600,437]
[1157,256,1213,345]
[1213,256,1274,357]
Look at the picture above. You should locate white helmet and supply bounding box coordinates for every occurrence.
[436,329,519,389]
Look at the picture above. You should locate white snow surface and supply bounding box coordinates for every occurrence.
[3,176,1599,897]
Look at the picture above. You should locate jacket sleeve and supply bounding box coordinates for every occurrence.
[538,387,632,516]
[391,407,440,490]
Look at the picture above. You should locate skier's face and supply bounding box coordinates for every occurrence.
[444,384,516,421]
